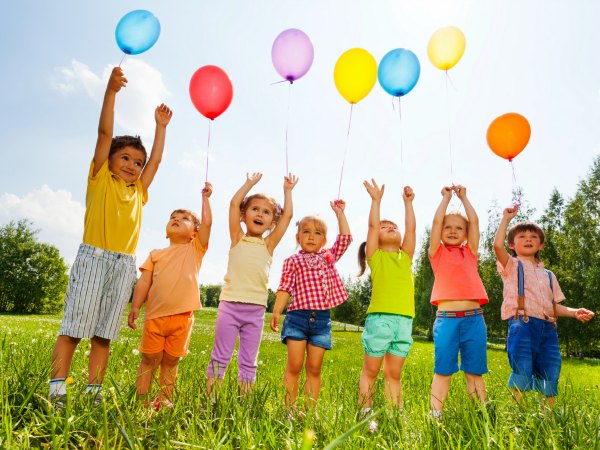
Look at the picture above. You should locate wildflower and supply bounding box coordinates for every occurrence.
[368,420,378,433]
[84,350,90,356]
[132,349,139,356]
[31,338,37,343]
[65,377,75,385]
[258,360,264,365]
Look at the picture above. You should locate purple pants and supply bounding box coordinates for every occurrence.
[206,300,266,383]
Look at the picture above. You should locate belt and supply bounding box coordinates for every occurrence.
[436,308,483,318]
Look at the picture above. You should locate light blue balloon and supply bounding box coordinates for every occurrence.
[115,10,161,55]
[378,49,420,97]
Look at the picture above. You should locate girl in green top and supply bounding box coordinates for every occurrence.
[357,179,416,422]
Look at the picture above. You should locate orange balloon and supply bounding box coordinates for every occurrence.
[486,113,531,161]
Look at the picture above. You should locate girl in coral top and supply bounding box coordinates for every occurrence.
[428,185,488,420]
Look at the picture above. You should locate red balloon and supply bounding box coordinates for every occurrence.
[189,65,233,120]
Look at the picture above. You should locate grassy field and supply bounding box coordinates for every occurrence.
[1,309,599,449]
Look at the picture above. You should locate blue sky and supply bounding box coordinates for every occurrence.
[1,1,599,286]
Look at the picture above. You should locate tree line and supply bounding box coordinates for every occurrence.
[1,158,599,356]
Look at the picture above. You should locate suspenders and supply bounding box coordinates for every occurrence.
[515,260,557,324]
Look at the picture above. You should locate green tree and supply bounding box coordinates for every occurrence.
[200,284,222,308]
[333,277,371,329]
[0,220,68,313]
[413,230,435,340]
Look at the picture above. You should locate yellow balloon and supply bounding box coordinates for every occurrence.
[333,48,377,104]
[427,26,466,70]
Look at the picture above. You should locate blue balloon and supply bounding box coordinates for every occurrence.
[115,10,161,55]
[378,49,420,97]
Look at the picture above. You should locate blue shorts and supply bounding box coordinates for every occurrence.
[361,314,413,358]
[281,310,332,350]
[507,316,561,396]
[433,313,487,375]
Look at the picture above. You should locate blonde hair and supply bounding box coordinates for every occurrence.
[296,215,328,235]
[444,211,468,227]
[170,209,201,231]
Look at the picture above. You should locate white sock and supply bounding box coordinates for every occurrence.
[49,378,66,397]
[86,384,102,395]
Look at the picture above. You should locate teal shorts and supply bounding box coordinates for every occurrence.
[361,314,413,358]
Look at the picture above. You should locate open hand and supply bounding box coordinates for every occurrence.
[363,179,384,201]
[155,103,173,127]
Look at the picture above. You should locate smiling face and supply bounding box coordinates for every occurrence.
[296,218,327,253]
[441,214,468,246]
[509,230,544,258]
[242,198,276,237]
[108,146,146,184]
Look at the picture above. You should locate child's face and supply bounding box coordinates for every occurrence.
[296,220,326,253]
[166,211,197,242]
[509,230,544,258]
[108,147,146,184]
[242,198,276,237]
[378,222,401,247]
[441,215,468,246]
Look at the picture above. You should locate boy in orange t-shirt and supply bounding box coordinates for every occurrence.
[128,183,212,409]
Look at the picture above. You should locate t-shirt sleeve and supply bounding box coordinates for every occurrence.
[277,257,297,296]
[550,272,567,303]
[140,252,155,273]
[428,244,443,272]
[88,159,108,183]
[496,255,515,278]
[193,236,208,257]
[330,234,352,262]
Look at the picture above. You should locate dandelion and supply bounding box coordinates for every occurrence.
[368,420,378,433]
[132,349,139,355]
[84,350,90,356]
[258,360,264,365]
[31,338,37,343]
[65,377,75,385]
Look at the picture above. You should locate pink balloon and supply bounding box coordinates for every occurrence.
[271,29,314,82]
[189,66,233,120]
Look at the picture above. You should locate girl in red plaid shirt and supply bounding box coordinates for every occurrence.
[270,200,352,411]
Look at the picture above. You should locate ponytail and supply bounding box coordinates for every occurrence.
[357,241,367,276]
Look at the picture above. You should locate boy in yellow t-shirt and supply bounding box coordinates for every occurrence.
[49,67,173,409]
[128,183,212,409]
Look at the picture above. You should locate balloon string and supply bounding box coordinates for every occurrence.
[285,82,292,175]
[336,104,354,200]
[118,53,126,68]
[205,120,212,183]
[445,70,455,185]
[398,96,404,188]
[510,159,521,208]
[270,80,289,86]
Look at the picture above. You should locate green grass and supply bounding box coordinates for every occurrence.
[1,309,599,449]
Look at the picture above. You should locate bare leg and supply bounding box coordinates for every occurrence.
[158,352,180,402]
[465,372,487,404]
[51,335,81,379]
[430,373,452,411]
[283,340,307,406]
[136,351,163,400]
[88,336,111,384]
[382,353,406,408]
[304,344,326,410]
[206,376,223,396]
[359,354,384,409]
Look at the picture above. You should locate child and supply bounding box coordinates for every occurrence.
[206,172,298,396]
[49,66,172,408]
[493,208,594,406]
[270,200,352,411]
[127,182,212,410]
[428,185,488,420]
[357,180,415,418]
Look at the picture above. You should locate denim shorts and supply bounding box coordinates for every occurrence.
[361,314,413,358]
[507,316,561,396]
[433,313,488,375]
[281,309,332,350]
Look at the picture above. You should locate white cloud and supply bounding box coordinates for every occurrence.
[178,137,213,170]
[0,185,85,264]
[53,59,170,140]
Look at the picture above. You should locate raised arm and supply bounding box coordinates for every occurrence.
[331,199,350,236]
[139,104,173,191]
[402,186,416,259]
[198,182,213,247]
[229,173,262,245]
[363,179,384,259]
[454,185,480,253]
[93,67,127,176]
[429,187,452,256]
[266,173,298,254]
[493,207,518,268]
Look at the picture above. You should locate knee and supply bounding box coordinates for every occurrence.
[162,353,180,368]
[383,365,401,381]
[91,336,111,349]
[305,361,323,379]
[286,359,304,376]
[141,353,162,367]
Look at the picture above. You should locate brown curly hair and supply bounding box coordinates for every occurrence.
[109,135,147,163]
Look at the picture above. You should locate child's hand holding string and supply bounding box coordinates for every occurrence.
[284,173,298,192]
[403,186,415,203]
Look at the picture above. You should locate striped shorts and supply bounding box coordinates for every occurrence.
[59,244,137,340]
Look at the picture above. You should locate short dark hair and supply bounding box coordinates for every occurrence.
[507,221,546,258]
[109,135,147,163]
